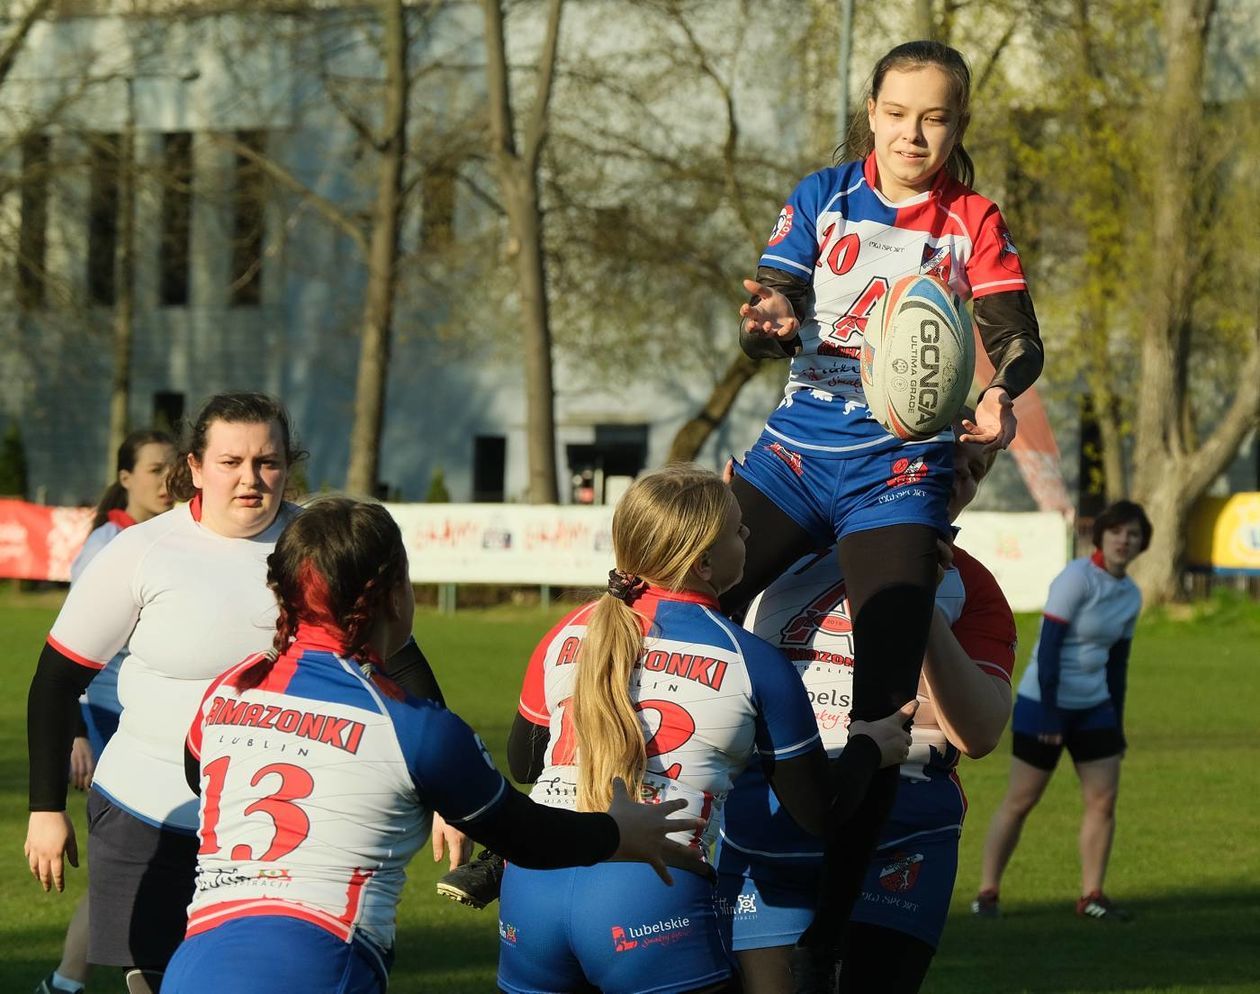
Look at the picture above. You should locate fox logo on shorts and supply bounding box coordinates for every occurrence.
[779,582,851,646]
[879,852,924,893]
[611,926,638,952]
[887,456,928,488]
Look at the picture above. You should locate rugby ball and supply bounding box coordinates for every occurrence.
[860,274,975,441]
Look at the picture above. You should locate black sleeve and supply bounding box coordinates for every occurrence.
[185,744,201,795]
[384,637,445,705]
[738,265,810,360]
[460,786,619,869]
[28,642,97,812]
[1105,638,1132,728]
[507,712,550,784]
[761,735,882,838]
[972,289,1044,400]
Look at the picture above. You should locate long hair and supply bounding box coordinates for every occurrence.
[167,392,307,502]
[90,428,175,530]
[841,40,975,189]
[236,496,410,691]
[573,464,731,811]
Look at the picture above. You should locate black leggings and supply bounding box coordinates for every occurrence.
[721,475,939,948]
[838,923,935,994]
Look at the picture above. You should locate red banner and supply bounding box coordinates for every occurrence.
[0,500,93,582]
[973,345,1074,519]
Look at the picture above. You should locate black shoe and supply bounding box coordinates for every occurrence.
[34,973,83,994]
[435,849,505,909]
[1076,892,1132,922]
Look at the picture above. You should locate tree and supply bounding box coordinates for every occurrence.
[1128,0,1260,602]
[481,0,563,503]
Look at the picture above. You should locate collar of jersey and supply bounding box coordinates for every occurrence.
[862,152,946,208]
[106,508,137,529]
[289,622,383,668]
[636,586,719,610]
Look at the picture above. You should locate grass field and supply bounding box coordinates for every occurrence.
[2,590,1258,993]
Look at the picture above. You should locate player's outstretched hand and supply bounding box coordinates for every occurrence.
[849,700,919,768]
[607,778,706,886]
[25,810,77,893]
[740,279,800,339]
[960,388,1016,452]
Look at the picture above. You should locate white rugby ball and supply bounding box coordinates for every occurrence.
[860,274,975,441]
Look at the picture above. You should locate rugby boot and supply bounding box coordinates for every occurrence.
[970,889,1000,917]
[1076,891,1132,922]
[435,848,505,909]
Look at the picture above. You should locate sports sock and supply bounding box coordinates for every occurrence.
[50,973,85,994]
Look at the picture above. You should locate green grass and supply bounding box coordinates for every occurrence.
[2,591,1258,993]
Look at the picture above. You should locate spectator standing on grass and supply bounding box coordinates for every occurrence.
[36,429,175,994]
[972,500,1151,923]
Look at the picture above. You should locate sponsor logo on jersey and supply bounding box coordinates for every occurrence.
[779,581,851,646]
[920,243,953,283]
[639,649,729,691]
[766,442,804,478]
[205,697,367,755]
[999,228,1019,256]
[878,851,924,893]
[768,205,794,246]
[553,635,582,666]
[499,921,519,945]
[611,916,693,952]
[886,456,929,488]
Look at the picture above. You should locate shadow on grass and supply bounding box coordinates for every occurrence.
[931,887,1260,993]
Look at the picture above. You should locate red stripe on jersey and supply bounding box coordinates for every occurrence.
[259,646,302,695]
[340,867,375,929]
[105,508,137,529]
[46,634,107,670]
[186,899,352,942]
[1043,613,1070,626]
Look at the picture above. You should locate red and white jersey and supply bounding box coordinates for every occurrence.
[518,587,820,853]
[744,545,1017,778]
[47,498,297,831]
[185,627,508,954]
[759,155,1027,452]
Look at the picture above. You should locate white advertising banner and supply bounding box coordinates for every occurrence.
[387,503,1069,612]
[951,510,1071,612]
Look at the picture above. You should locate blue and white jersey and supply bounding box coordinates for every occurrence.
[518,587,821,854]
[185,626,509,955]
[759,155,1027,455]
[1018,552,1141,710]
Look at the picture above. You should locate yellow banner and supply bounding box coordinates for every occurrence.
[1186,494,1260,572]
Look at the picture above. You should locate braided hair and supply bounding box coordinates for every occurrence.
[235,497,410,691]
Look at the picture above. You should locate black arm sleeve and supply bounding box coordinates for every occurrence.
[461,786,619,869]
[507,712,551,784]
[738,265,810,360]
[384,637,445,705]
[972,289,1044,400]
[1105,638,1132,728]
[28,642,97,812]
[761,735,882,838]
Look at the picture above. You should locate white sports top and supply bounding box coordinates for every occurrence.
[49,500,297,831]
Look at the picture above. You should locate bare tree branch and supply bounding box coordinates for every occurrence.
[521,0,563,175]
[0,0,54,91]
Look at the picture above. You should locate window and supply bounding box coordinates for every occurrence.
[159,132,193,306]
[152,391,185,435]
[230,130,266,306]
[17,133,50,310]
[472,435,506,502]
[87,133,121,306]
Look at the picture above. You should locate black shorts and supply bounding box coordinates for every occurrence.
[1010,696,1125,771]
[86,789,199,971]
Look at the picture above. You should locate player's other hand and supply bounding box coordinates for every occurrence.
[69,735,96,791]
[960,388,1016,452]
[849,699,918,768]
[607,778,706,886]
[740,279,799,339]
[25,811,77,892]
[430,812,473,871]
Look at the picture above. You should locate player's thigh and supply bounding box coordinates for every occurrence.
[833,441,953,551]
[849,831,957,952]
[498,865,589,994]
[716,865,816,955]
[568,863,732,994]
[1074,752,1122,809]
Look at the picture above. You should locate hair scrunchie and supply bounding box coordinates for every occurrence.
[607,568,648,604]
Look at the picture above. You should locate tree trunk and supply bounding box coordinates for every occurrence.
[108,116,136,483]
[483,0,563,503]
[667,353,761,463]
[346,0,407,497]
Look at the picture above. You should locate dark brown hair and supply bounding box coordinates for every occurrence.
[167,392,306,502]
[842,40,975,189]
[1092,500,1153,552]
[236,498,410,691]
[91,429,176,530]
